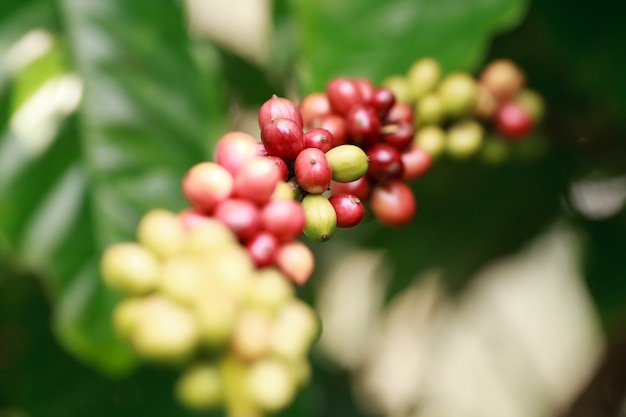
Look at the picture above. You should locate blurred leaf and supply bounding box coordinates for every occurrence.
[291,0,529,92]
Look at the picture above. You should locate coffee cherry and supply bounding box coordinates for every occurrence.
[345,104,382,147]
[381,121,415,150]
[137,209,186,258]
[159,255,207,305]
[113,297,144,338]
[300,92,331,127]
[480,59,526,102]
[246,358,296,412]
[381,75,411,103]
[266,155,289,181]
[438,72,477,118]
[415,92,444,125]
[326,77,363,116]
[101,243,160,295]
[245,231,280,268]
[214,131,259,176]
[231,310,273,360]
[328,194,364,228]
[446,120,484,158]
[246,268,294,314]
[270,300,320,360]
[369,87,396,119]
[130,295,199,363]
[474,84,498,120]
[413,125,446,157]
[370,180,416,226]
[330,176,371,201]
[233,157,280,205]
[261,117,305,161]
[366,143,404,181]
[480,136,510,165]
[271,181,298,201]
[182,162,233,213]
[313,113,348,146]
[301,194,337,242]
[175,363,223,410]
[274,240,315,285]
[495,101,533,139]
[407,57,441,100]
[325,144,369,183]
[400,144,432,180]
[183,216,239,254]
[195,292,238,347]
[385,101,414,124]
[260,199,306,242]
[255,141,268,157]
[213,198,261,241]
[258,95,303,130]
[203,245,254,298]
[354,77,376,102]
[303,127,334,152]
[294,148,332,194]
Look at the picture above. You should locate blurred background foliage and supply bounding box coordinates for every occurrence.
[0,0,625,416]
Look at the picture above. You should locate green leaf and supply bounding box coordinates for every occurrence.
[291,0,529,92]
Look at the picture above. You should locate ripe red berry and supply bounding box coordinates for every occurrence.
[261,118,305,161]
[233,157,281,205]
[246,231,280,268]
[366,143,404,181]
[326,77,363,116]
[400,144,432,180]
[381,121,415,150]
[328,194,365,228]
[260,199,306,242]
[354,77,375,103]
[345,104,381,147]
[294,148,332,194]
[213,198,261,241]
[299,92,331,128]
[369,87,396,119]
[313,114,348,146]
[495,101,533,140]
[258,95,303,130]
[303,128,334,153]
[182,162,233,213]
[384,102,414,124]
[370,181,416,227]
[330,176,371,201]
[274,241,315,285]
[214,132,259,176]
[266,156,289,181]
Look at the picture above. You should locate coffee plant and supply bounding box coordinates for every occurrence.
[1,1,625,417]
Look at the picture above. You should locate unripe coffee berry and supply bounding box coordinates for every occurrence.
[325,144,369,183]
[301,194,337,242]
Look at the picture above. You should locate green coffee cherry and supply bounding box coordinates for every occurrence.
[438,72,477,118]
[100,242,160,295]
[325,144,369,183]
[245,268,295,315]
[446,120,484,158]
[381,75,412,103]
[413,125,446,157]
[407,57,441,100]
[246,358,297,413]
[301,194,337,242]
[270,299,321,361]
[515,88,545,123]
[175,363,224,410]
[480,136,510,165]
[112,297,145,339]
[159,255,207,305]
[415,92,444,126]
[195,291,238,348]
[137,209,186,258]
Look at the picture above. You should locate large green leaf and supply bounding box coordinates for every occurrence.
[291,0,529,92]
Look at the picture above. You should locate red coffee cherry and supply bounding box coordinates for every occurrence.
[246,231,280,268]
[233,157,281,206]
[214,131,259,176]
[370,180,416,227]
[213,198,261,241]
[258,95,303,130]
[266,156,289,181]
[328,194,365,228]
[381,121,415,150]
[366,143,404,181]
[369,87,396,119]
[354,77,375,103]
[261,118,305,161]
[260,200,306,242]
[384,102,414,124]
[299,92,331,128]
[313,114,348,146]
[330,176,371,201]
[495,101,533,140]
[182,162,233,213]
[345,104,382,147]
[400,144,432,180]
[294,148,332,194]
[326,77,363,116]
[303,128,334,153]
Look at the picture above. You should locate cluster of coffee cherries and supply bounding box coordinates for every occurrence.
[383,57,546,163]
[298,79,433,227]
[100,208,320,415]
